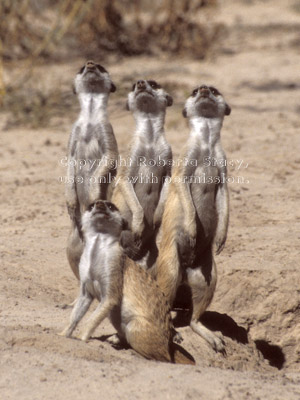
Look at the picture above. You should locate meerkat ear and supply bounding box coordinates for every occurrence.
[225,103,231,116]
[182,107,187,118]
[166,94,173,107]
[122,218,129,231]
[110,82,116,93]
[125,100,130,111]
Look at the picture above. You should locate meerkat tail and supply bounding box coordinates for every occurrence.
[125,319,171,362]
[170,343,195,365]
[125,318,195,364]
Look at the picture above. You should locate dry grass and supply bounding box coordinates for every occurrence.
[0,0,220,128]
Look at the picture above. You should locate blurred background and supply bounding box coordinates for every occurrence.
[0,0,299,130]
[0,0,224,128]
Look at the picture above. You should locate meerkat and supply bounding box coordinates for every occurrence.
[59,200,194,365]
[65,60,118,280]
[112,79,173,268]
[154,84,231,352]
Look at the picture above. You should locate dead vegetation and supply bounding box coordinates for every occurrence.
[0,0,221,128]
[0,0,218,60]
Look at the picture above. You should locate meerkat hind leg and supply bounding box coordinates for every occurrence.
[190,312,224,352]
[79,298,114,342]
[187,258,225,352]
[59,290,93,338]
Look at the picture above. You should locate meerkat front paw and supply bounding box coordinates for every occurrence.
[153,208,163,230]
[183,210,197,237]
[67,203,76,222]
[214,235,227,255]
[172,330,184,344]
[177,230,196,267]
[132,209,145,236]
[58,327,71,338]
[120,230,143,261]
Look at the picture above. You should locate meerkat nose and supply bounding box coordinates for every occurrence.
[137,80,146,90]
[200,85,209,96]
[86,60,96,70]
[95,200,106,211]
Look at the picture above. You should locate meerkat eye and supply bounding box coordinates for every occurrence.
[88,203,94,211]
[209,87,220,96]
[107,202,117,212]
[96,64,107,73]
[148,80,160,90]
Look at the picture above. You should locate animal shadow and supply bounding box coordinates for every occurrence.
[173,309,249,345]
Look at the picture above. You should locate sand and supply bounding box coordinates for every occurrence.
[1,1,300,399]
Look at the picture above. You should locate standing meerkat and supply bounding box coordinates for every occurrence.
[65,60,118,279]
[155,84,231,352]
[59,200,194,365]
[112,79,173,268]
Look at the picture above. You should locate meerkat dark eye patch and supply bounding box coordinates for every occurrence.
[131,83,136,91]
[147,80,161,89]
[96,64,108,74]
[209,86,221,96]
[106,202,118,212]
[192,88,198,97]
[182,107,187,118]
[88,203,95,211]
[78,66,85,74]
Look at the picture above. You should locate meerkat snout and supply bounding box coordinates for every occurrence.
[136,80,147,90]
[199,85,210,97]
[182,84,231,119]
[82,200,124,237]
[85,60,97,71]
[73,60,116,95]
[89,200,119,217]
[94,200,109,212]
[126,79,173,113]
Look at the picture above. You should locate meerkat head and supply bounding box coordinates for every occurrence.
[182,85,231,119]
[82,200,127,237]
[73,60,116,95]
[126,80,173,114]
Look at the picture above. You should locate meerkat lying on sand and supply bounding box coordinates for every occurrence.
[112,79,173,268]
[59,200,194,365]
[155,85,231,352]
[65,61,118,279]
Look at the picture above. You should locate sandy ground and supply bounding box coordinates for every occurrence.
[1,1,300,399]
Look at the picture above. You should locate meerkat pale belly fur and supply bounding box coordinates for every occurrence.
[155,85,231,352]
[66,61,118,279]
[60,200,194,365]
[112,79,173,269]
